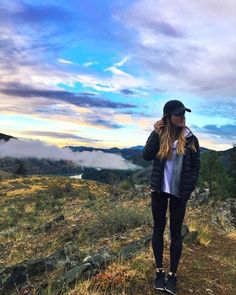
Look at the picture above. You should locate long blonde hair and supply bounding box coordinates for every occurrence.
[156,115,196,160]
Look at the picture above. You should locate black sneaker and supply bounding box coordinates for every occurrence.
[165,273,177,295]
[153,270,166,291]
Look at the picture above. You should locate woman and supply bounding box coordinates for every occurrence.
[142,100,200,295]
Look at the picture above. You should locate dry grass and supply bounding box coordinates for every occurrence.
[0,176,235,295]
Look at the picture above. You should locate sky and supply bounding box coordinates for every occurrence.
[0,0,236,152]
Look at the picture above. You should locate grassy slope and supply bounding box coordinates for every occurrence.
[0,176,235,295]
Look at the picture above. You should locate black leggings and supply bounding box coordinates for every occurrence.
[151,191,187,273]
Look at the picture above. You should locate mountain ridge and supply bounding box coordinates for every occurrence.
[0,133,16,142]
[0,132,231,154]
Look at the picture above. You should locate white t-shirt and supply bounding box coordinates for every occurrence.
[162,139,178,194]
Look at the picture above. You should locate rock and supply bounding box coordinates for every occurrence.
[181,224,199,245]
[183,231,199,245]
[2,234,153,294]
[134,184,144,193]
[188,188,210,207]
[61,263,92,286]
[0,260,54,293]
[212,198,236,231]
[230,199,236,225]
[83,249,114,268]
[181,224,190,237]
[117,235,152,260]
[38,215,65,233]
[0,247,76,293]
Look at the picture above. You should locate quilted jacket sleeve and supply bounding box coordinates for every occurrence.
[190,136,201,187]
[142,130,160,161]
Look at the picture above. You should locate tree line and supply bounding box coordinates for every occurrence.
[199,144,236,200]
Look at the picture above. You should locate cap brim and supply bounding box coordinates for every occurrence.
[172,107,191,115]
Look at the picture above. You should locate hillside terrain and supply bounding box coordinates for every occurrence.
[0,176,235,294]
[0,133,16,142]
[0,132,234,183]
[0,157,81,176]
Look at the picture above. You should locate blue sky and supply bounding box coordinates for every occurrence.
[0,0,236,151]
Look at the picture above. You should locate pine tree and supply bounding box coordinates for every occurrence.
[228,143,236,198]
[200,150,230,200]
[15,160,27,176]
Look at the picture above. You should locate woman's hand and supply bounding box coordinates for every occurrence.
[154,118,165,134]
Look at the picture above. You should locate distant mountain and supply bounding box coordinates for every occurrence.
[200,147,210,153]
[66,144,211,160]
[0,132,231,178]
[65,145,143,152]
[65,145,144,159]
[218,147,234,169]
[0,133,16,142]
[126,145,144,151]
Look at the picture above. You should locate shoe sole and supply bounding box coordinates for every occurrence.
[165,287,176,295]
[152,283,166,291]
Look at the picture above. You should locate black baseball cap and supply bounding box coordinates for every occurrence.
[163,100,191,115]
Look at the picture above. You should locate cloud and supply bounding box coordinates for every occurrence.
[0,92,139,131]
[1,82,137,109]
[113,56,131,67]
[192,124,236,140]
[120,88,135,95]
[0,138,141,170]
[105,56,132,76]
[189,98,236,119]
[117,0,236,98]
[2,0,235,100]
[91,118,123,129]
[58,59,73,64]
[83,61,99,67]
[0,3,148,131]
[1,0,235,151]
[0,2,72,25]
[22,131,102,142]
[149,20,184,38]
[0,2,74,68]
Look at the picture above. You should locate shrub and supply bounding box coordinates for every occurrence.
[47,178,73,198]
[118,180,133,191]
[85,205,151,239]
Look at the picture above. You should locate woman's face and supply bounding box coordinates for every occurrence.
[170,112,185,128]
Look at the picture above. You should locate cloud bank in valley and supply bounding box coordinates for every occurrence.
[0,138,141,171]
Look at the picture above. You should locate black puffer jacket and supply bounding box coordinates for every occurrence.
[142,127,200,204]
